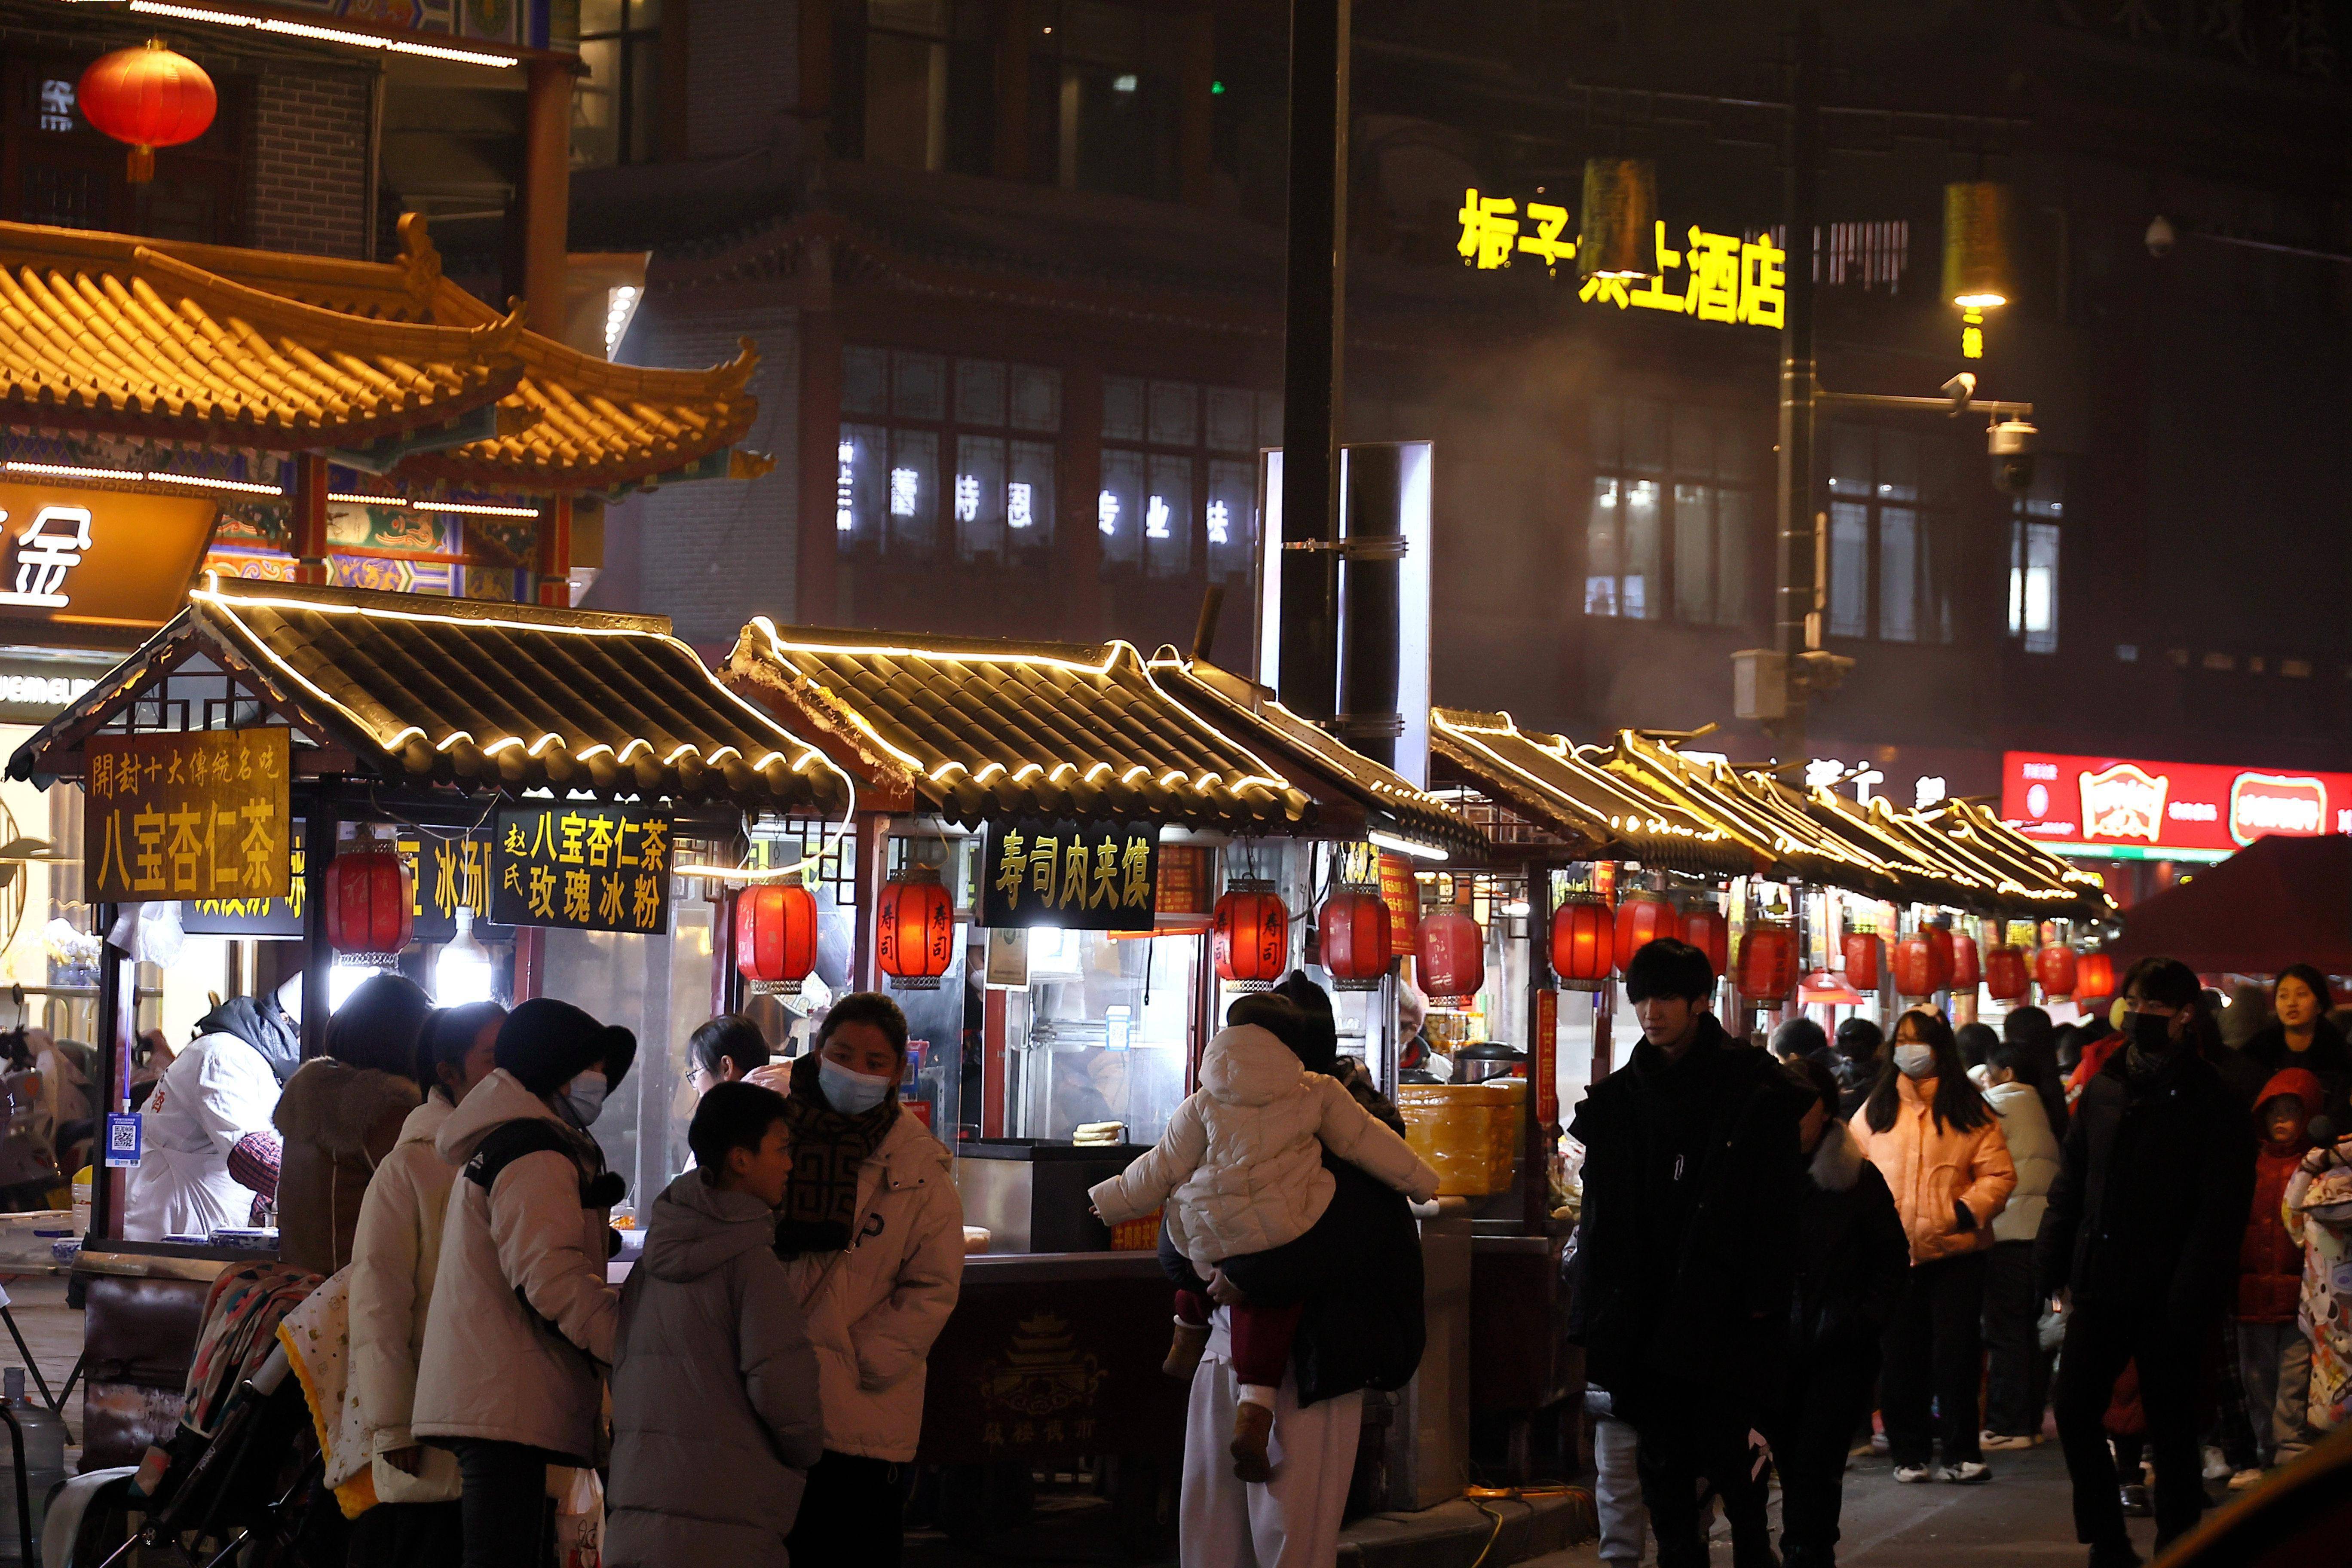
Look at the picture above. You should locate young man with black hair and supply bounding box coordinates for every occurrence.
[1567,939,1808,1568]
[2038,957,2256,1568]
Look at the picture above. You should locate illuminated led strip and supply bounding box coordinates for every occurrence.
[5,461,284,496]
[331,493,542,519]
[92,0,523,68]
[1429,711,1724,850]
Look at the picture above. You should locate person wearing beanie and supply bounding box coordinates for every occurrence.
[413,998,635,1568]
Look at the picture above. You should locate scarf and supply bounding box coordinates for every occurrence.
[775,1051,896,1255]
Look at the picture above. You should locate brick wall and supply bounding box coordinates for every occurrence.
[249,64,373,259]
[686,0,797,161]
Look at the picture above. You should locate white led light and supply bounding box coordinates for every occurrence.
[148,471,284,496]
[1368,829,1449,862]
[123,0,518,69]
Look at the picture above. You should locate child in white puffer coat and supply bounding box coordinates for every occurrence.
[1089,1022,1438,1479]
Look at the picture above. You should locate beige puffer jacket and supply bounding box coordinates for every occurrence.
[779,1106,964,1463]
[412,1070,618,1462]
[347,1095,459,1466]
[1089,1024,1439,1274]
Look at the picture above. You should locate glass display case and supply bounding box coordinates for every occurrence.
[1002,927,1199,1145]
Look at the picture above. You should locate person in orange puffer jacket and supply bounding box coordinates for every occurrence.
[1850,1007,2017,1486]
[2233,1066,2324,1479]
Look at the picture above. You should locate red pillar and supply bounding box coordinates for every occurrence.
[537,493,574,606]
[292,454,329,585]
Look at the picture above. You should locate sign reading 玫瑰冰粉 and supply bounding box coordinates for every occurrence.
[1455,189,1786,330]
[980,818,1160,932]
[490,803,674,934]
[85,730,291,902]
[2003,749,2352,859]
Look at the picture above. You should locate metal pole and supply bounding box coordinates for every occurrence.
[1277,0,1350,721]
[1773,6,1820,763]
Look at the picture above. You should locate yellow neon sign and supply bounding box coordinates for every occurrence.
[1455,189,1785,331]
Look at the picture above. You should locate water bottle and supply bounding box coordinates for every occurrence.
[0,1368,65,1560]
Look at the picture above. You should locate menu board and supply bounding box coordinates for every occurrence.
[85,729,290,903]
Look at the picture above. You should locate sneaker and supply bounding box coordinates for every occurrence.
[1981,1432,2039,1452]
[2227,1467,2265,1491]
[2201,1445,2231,1482]
[1936,1461,1992,1484]
[1893,1464,1932,1483]
[2119,1483,2150,1516]
[1871,1430,1890,1454]
[1163,1319,1209,1381]
[1229,1401,1274,1484]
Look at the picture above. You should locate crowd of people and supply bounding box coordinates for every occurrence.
[1572,939,2352,1568]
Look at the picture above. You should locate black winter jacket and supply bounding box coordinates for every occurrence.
[1789,1120,1911,1358]
[2034,1045,2254,1318]
[2242,1022,2352,1130]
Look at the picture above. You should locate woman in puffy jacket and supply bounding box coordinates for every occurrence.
[273,975,432,1276]
[344,1002,504,1567]
[1850,1007,2015,1486]
[1979,1037,2062,1450]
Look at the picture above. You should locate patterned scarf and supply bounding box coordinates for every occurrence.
[775,1050,896,1254]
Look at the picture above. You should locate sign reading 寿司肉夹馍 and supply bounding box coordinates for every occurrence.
[980,818,1160,932]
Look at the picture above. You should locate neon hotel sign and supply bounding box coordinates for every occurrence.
[2003,750,2350,861]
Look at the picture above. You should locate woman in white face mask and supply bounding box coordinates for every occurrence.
[1849,1006,2018,1489]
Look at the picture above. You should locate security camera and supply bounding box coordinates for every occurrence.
[1988,418,2038,496]
[2145,214,2176,258]
[1940,372,1977,412]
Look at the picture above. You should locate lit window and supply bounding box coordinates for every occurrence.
[889,468,920,518]
[573,0,664,169]
[2006,456,2065,655]
[1585,399,1752,625]
[1821,423,1957,644]
[841,349,1057,561]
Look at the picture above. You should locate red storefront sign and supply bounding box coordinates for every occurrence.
[2002,750,2352,858]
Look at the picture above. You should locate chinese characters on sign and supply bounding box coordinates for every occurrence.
[490,804,674,934]
[1455,189,1785,331]
[85,730,291,903]
[980,818,1161,933]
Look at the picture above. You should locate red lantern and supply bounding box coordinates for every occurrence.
[1213,880,1289,991]
[1892,934,1948,1000]
[1551,895,1614,991]
[1613,893,1681,977]
[1842,932,1883,990]
[877,866,955,989]
[1737,923,1797,1001]
[1318,889,1391,992]
[1923,927,1957,992]
[736,883,819,995]
[1418,905,1485,1002]
[325,843,412,958]
[2076,951,2116,1001]
[2036,943,2078,1001]
[1681,906,1730,977]
[1984,944,2030,1003]
[1951,931,1981,991]
[77,40,217,184]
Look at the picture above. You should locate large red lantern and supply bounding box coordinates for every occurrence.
[1213,880,1289,991]
[2076,950,2116,1001]
[1317,888,1391,992]
[1984,943,2030,1003]
[737,883,819,994]
[877,866,955,989]
[1681,906,1730,977]
[1892,934,1950,1000]
[1613,893,1681,977]
[1842,932,1883,990]
[325,843,412,958]
[1550,895,1614,990]
[1736,923,1797,1002]
[1418,904,1486,1002]
[77,40,217,184]
[2036,943,2078,1001]
[1923,926,1957,991]
[1951,930,1981,991]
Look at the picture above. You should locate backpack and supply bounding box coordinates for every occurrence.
[461,1118,628,1358]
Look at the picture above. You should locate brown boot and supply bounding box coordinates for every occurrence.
[1230,1400,1274,1483]
[1163,1320,1210,1380]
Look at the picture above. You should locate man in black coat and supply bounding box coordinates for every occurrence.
[2037,958,2257,1568]
[1568,939,1808,1568]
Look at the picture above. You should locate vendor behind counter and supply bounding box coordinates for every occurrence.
[122,976,303,1243]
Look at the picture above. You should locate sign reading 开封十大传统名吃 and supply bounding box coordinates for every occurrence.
[85,730,291,903]
[1455,190,1786,330]
[490,803,674,934]
[980,818,1159,933]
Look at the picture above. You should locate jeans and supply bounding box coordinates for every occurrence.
[449,1440,557,1568]
[1774,1345,1879,1564]
[2054,1301,2209,1548]
[2234,1319,2317,1467]
[1588,1387,1650,1568]
[1983,1240,2052,1437]
[1880,1252,1986,1467]
[786,1450,910,1568]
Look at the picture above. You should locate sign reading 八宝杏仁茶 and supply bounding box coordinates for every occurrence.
[84,730,292,903]
[1455,187,1786,329]
[490,802,674,934]
[980,818,1160,933]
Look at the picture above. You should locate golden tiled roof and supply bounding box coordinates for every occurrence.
[0,220,522,447]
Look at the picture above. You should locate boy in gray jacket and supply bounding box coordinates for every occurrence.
[607,1082,824,1566]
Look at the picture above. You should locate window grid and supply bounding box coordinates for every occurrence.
[1584,398,1755,627]
[574,0,663,169]
[838,347,1061,563]
[1824,423,1956,646]
[2007,456,2065,655]
[1099,377,1278,585]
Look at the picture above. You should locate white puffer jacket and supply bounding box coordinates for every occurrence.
[1089,1024,1439,1274]
[1984,1079,2061,1245]
[412,1070,617,1462]
[347,1095,459,1468]
[779,1106,965,1463]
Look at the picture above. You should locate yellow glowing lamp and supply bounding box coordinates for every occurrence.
[1578,157,1659,281]
[1943,181,2013,309]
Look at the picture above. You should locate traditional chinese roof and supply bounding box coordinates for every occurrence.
[0,219,523,448]
[1920,799,2113,918]
[8,579,852,812]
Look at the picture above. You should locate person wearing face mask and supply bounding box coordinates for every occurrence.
[774,992,964,1568]
[2037,958,2256,1568]
[1850,1007,2016,1487]
[2242,965,2352,1129]
[413,998,637,1568]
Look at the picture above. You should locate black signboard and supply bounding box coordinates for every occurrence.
[491,802,674,934]
[86,729,291,903]
[980,818,1159,932]
[183,827,514,942]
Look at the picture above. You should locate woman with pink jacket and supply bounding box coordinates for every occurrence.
[1850,1007,2017,1487]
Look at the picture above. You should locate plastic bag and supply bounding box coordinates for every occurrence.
[550,1464,603,1568]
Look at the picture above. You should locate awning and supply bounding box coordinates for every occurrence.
[2105,833,2348,974]
[9,579,852,813]
[1919,799,2113,919]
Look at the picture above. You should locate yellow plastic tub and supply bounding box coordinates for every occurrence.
[1398,1081,1526,1197]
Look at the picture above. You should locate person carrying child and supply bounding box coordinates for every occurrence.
[1089,1013,1438,1481]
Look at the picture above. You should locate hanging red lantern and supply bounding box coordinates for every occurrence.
[1418,904,1486,1002]
[1613,893,1681,977]
[1550,895,1614,991]
[1737,923,1798,1001]
[325,842,412,958]
[1892,934,1947,1000]
[1923,926,1957,992]
[736,882,819,995]
[1984,944,2030,1003]
[2036,943,2078,1001]
[1842,932,1883,990]
[2076,950,2116,1001]
[1213,880,1289,991]
[876,865,955,989]
[1317,888,1391,992]
[77,40,217,185]
[1681,906,1730,977]
[1951,930,1981,991]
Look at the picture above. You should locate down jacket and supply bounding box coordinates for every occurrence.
[1090,1024,1439,1273]
[411,1070,618,1462]
[347,1095,462,1483]
[2240,1067,2325,1323]
[274,1057,420,1278]
[606,1172,824,1567]
[1984,1079,2060,1245]
[779,1105,964,1463]
[1789,1119,1911,1356]
[1849,1074,2016,1265]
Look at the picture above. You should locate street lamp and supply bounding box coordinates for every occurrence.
[1943,181,2015,309]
